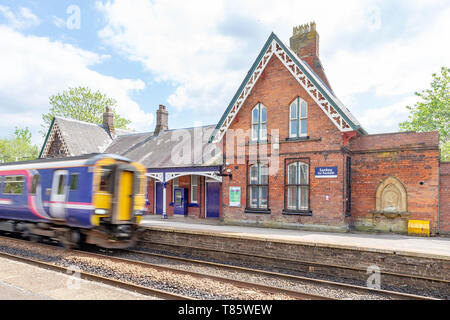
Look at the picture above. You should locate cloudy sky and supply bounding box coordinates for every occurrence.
[0,0,449,146]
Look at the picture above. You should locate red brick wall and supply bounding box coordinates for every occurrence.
[439,162,450,234]
[222,55,349,231]
[348,132,440,234]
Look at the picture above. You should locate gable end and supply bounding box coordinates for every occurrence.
[210,33,365,143]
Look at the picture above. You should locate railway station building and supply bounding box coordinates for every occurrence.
[40,23,450,236]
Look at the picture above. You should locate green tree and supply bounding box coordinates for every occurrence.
[0,127,39,163]
[41,86,131,136]
[399,67,450,161]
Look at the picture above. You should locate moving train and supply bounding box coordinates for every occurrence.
[0,153,147,248]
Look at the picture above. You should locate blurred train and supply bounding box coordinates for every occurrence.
[0,153,147,249]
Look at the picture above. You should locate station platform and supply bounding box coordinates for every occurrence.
[140,216,450,261]
[0,257,153,300]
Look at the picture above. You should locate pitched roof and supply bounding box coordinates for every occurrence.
[209,32,367,143]
[39,116,130,158]
[40,117,222,169]
[104,125,222,169]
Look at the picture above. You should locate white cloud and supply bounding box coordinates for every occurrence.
[96,0,371,114]
[358,96,417,134]
[0,25,154,145]
[0,5,40,29]
[327,6,450,103]
[326,6,450,133]
[96,0,449,135]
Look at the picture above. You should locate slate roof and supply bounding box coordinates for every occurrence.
[104,125,223,169]
[42,117,223,169]
[53,116,130,155]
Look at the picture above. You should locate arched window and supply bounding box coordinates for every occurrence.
[289,97,307,138]
[251,103,267,141]
[286,161,309,211]
[248,163,268,209]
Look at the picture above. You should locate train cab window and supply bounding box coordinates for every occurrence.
[99,168,114,193]
[31,175,39,195]
[3,176,25,195]
[70,174,79,191]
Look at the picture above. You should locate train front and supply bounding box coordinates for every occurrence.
[88,156,146,249]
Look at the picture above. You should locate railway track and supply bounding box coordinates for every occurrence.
[136,240,447,300]
[0,248,192,300]
[0,234,443,300]
[81,248,332,300]
[0,235,325,300]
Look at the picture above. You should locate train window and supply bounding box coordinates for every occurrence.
[70,174,79,191]
[99,168,114,193]
[57,175,66,195]
[31,175,39,195]
[3,176,25,195]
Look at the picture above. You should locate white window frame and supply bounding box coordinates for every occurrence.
[251,103,267,142]
[248,163,269,209]
[286,161,309,211]
[289,97,308,138]
[190,176,198,203]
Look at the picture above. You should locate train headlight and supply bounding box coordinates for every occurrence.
[95,208,108,215]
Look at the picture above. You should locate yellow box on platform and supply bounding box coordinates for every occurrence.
[408,220,430,237]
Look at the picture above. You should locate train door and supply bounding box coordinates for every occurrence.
[116,170,134,221]
[50,170,68,220]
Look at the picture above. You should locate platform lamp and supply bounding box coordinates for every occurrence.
[220,165,233,180]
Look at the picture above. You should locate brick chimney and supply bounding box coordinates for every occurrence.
[102,106,115,136]
[154,104,168,135]
[290,22,332,90]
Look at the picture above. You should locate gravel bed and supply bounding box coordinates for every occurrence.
[112,249,389,300]
[132,246,447,299]
[0,237,293,300]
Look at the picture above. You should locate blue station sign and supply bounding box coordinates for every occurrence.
[315,166,338,178]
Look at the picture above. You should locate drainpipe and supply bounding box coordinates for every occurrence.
[437,159,440,235]
[437,133,441,235]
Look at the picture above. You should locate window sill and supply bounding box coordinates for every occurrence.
[282,210,312,216]
[188,203,200,207]
[245,208,271,214]
[285,136,310,141]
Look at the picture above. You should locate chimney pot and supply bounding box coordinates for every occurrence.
[103,107,115,136]
[154,104,168,135]
[290,22,332,90]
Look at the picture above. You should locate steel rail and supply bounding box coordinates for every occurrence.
[0,235,329,300]
[75,249,332,300]
[0,236,193,300]
[134,242,443,300]
[139,239,449,285]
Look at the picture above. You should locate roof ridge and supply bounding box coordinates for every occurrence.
[55,116,103,127]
